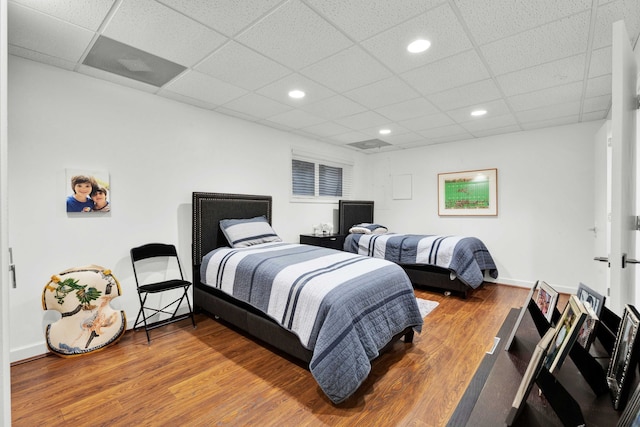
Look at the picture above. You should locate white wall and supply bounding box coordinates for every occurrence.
[7,56,606,362]
[7,57,366,361]
[365,121,603,293]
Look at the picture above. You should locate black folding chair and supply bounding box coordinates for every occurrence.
[130,243,196,343]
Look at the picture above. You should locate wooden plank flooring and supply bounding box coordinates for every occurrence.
[11,283,529,427]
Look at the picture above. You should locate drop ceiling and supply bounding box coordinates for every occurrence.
[7,0,640,152]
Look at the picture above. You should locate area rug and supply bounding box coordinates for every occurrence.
[417,298,439,318]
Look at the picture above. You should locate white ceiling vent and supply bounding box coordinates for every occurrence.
[83,36,186,87]
[347,139,392,150]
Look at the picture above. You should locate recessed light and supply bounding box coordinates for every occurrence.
[471,109,487,117]
[407,39,431,53]
[379,129,391,135]
[288,90,305,99]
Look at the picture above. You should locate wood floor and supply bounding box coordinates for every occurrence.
[11,283,529,427]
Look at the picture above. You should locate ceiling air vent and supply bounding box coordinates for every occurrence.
[347,139,392,150]
[83,36,186,87]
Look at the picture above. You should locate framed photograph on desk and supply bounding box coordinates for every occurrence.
[534,281,558,323]
[608,305,640,410]
[544,295,588,373]
[577,282,605,316]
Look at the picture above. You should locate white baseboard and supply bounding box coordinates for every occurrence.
[489,278,576,295]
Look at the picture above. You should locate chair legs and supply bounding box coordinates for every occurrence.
[133,287,196,344]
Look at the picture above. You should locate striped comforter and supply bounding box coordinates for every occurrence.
[200,242,423,404]
[344,233,498,288]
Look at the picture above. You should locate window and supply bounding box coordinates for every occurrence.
[291,151,352,201]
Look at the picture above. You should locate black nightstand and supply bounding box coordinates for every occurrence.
[299,234,346,250]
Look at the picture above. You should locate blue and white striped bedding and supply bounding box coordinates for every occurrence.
[200,242,423,404]
[344,233,498,289]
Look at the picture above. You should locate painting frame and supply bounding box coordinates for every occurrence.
[534,281,559,323]
[437,168,497,216]
[607,305,640,410]
[544,295,588,374]
[576,282,605,317]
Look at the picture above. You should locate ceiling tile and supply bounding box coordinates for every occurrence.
[157,0,282,37]
[402,49,491,95]
[265,109,327,129]
[256,73,336,106]
[300,121,354,137]
[446,99,512,123]
[582,110,609,121]
[344,76,420,109]
[588,46,612,77]
[481,11,590,76]
[195,41,291,91]
[507,81,583,111]
[306,0,443,42]
[427,79,502,111]
[516,101,581,123]
[219,93,293,119]
[327,130,372,144]
[301,95,368,121]
[162,70,247,106]
[8,3,95,62]
[418,124,472,140]
[103,0,227,66]
[585,74,612,97]
[496,55,586,97]
[592,0,640,49]
[236,1,352,70]
[361,4,473,74]
[11,0,116,30]
[470,125,522,138]
[334,111,392,131]
[398,113,455,132]
[378,131,424,145]
[582,94,611,113]
[454,0,592,45]
[376,97,439,121]
[521,115,579,131]
[300,45,392,92]
[459,113,519,133]
[359,123,412,139]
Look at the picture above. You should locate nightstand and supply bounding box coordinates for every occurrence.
[299,234,346,250]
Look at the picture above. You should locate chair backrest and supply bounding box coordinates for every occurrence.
[130,243,185,285]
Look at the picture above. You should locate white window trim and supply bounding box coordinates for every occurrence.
[291,149,353,204]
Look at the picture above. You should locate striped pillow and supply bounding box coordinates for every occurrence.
[220,216,282,248]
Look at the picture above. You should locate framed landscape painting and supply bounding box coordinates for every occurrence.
[438,168,497,216]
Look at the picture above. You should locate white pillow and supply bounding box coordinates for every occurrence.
[219,216,282,248]
[348,223,388,235]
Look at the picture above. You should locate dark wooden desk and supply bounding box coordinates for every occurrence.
[458,306,619,426]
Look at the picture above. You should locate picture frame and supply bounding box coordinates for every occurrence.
[617,381,640,427]
[576,282,605,317]
[504,281,539,351]
[576,301,599,351]
[544,295,588,374]
[506,326,556,426]
[607,305,640,410]
[437,168,497,216]
[65,168,111,213]
[534,281,559,323]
